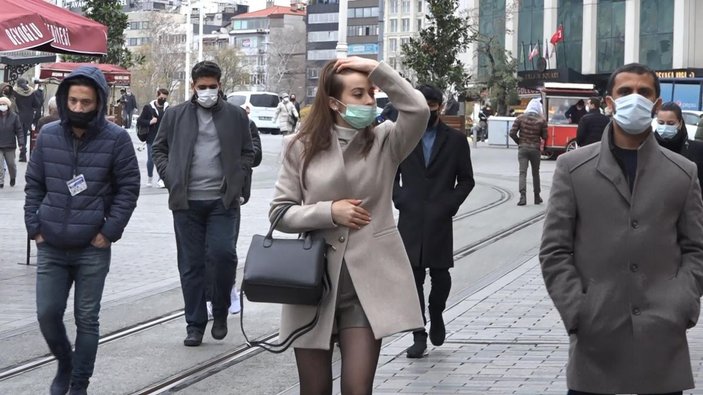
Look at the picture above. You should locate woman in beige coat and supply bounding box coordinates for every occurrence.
[270,57,429,393]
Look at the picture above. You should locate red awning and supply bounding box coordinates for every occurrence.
[0,0,107,55]
[40,62,131,86]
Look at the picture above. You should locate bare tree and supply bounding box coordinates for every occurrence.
[204,45,248,95]
[131,12,189,103]
[266,24,306,95]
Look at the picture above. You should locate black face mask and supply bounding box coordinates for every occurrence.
[427,110,438,127]
[157,98,166,105]
[67,109,97,129]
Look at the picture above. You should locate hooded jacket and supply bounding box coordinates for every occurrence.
[0,105,22,149]
[136,99,169,144]
[24,66,140,249]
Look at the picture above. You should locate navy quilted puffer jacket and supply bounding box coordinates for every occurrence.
[24,66,140,249]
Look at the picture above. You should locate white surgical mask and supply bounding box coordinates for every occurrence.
[0,105,7,112]
[655,123,679,139]
[611,94,655,135]
[196,88,219,108]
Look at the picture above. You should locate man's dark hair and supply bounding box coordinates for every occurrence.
[659,101,684,124]
[157,88,169,96]
[607,63,660,99]
[588,97,601,109]
[417,84,443,104]
[191,61,221,82]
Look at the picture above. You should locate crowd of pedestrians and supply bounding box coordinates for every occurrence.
[5,58,703,395]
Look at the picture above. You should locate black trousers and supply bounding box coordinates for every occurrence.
[568,390,682,395]
[411,266,451,339]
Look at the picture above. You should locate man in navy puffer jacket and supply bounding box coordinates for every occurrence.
[24,66,140,395]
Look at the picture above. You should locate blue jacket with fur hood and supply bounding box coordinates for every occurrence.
[24,66,140,249]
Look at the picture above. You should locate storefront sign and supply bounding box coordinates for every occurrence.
[656,69,703,79]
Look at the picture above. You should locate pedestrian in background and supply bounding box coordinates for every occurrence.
[25,66,140,395]
[393,84,474,358]
[136,88,169,187]
[509,97,547,206]
[152,61,254,347]
[289,93,301,131]
[576,97,610,147]
[0,96,22,188]
[274,93,298,135]
[565,99,587,124]
[36,97,59,135]
[270,56,428,394]
[119,88,138,129]
[654,101,703,191]
[14,78,39,162]
[541,63,703,395]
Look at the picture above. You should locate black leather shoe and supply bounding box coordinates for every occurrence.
[406,338,428,358]
[535,194,543,204]
[9,178,15,187]
[517,194,527,206]
[183,330,203,347]
[50,359,72,395]
[429,311,446,346]
[211,317,228,340]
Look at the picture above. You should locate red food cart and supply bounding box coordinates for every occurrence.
[540,82,599,159]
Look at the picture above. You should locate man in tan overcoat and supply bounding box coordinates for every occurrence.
[541,63,703,395]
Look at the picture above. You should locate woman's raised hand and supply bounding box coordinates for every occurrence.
[334,57,380,75]
[332,199,371,230]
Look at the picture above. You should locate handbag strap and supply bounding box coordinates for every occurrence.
[239,269,331,353]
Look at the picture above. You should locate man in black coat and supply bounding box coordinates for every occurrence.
[576,97,610,147]
[393,84,475,358]
[136,88,170,187]
[14,78,39,161]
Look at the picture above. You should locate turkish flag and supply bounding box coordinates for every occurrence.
[550,24,564,45]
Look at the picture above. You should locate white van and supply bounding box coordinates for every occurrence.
[226,91,280,134]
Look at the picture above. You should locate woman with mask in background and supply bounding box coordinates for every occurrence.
[270,56,429,394]
[654,101,703,193]
[0,96,23,188]
[274,93,298,136]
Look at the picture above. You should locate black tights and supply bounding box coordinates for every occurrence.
[295,327,381,395]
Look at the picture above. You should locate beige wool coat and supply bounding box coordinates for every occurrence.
[269,62,429,350]
[540,125,703,394]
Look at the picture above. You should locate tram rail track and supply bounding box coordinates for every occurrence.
[0,182,523,391]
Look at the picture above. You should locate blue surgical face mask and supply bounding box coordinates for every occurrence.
[656,123,679,140]
[334,98,377,129]
[611,94,655,135]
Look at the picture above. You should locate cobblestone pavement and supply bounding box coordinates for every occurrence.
[355,257,703,395]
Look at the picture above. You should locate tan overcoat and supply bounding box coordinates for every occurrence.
[269,62,429,350]
[540,125,703,393]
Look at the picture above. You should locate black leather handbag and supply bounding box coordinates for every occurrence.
[240,204,329,353]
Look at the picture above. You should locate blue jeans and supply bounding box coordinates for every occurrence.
[173,199,239,333]
[36,243,111,383]
[146,143,154,178]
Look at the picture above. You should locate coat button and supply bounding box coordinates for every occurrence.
[631,220,639,229]
[632,307,641,315]
[630,263,639,272]
[338,235,345,243]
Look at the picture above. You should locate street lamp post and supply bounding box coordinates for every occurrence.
[198,0,204,62]
[184,1,192,102]
[336,0,348,59]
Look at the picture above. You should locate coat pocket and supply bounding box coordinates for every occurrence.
[373,225,398,238]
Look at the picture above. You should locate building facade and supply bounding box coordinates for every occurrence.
[305,0,381,103]
[382,0,424,76]
[230,4,307,94]
[460,0,703,109]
